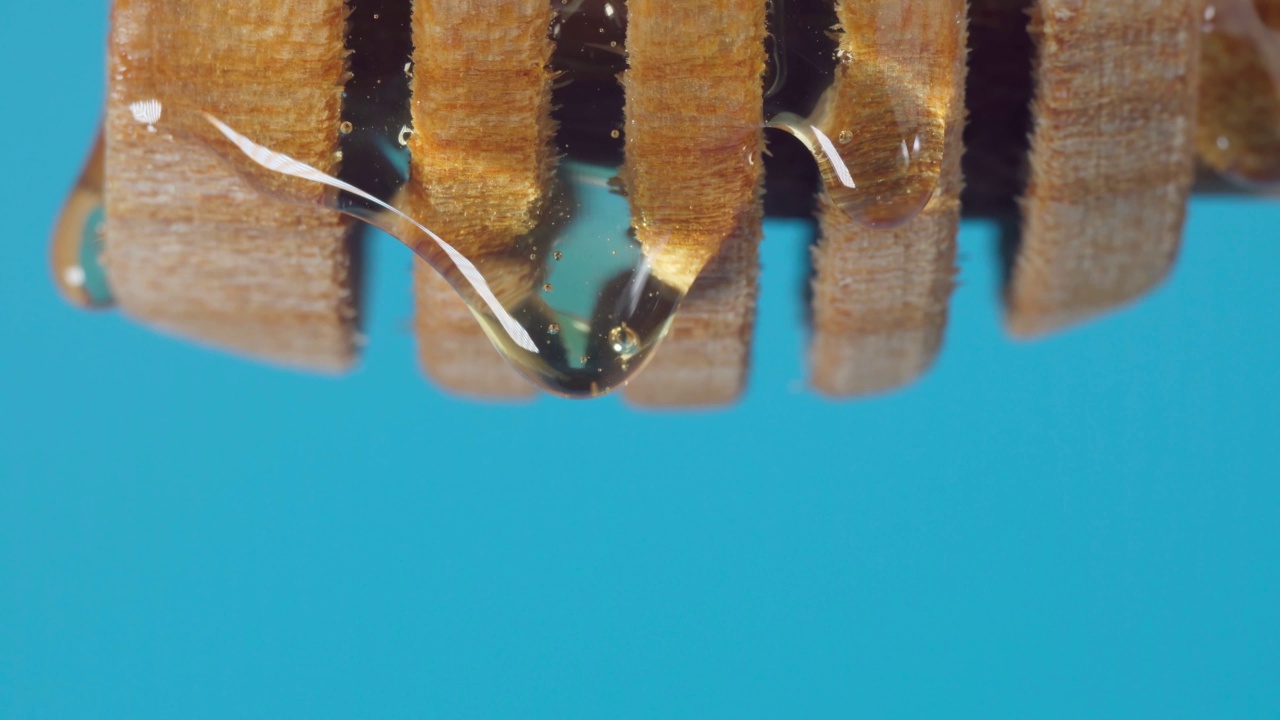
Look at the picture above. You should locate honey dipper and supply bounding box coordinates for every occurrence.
[52,0,1269,404]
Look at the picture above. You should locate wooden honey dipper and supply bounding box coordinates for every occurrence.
[50,0,1271,405]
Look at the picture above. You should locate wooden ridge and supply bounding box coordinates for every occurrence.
[621,0,767,407]
[103,0,358,372]
[809,0,968,396]
[1005,0,1200,337]
[406,0,557,398]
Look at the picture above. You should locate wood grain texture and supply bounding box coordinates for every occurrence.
[1005,0,1200,337]
[104,0,358,372]
[809,0,968,396]
[407,0,556,397]
[621,0,766,407]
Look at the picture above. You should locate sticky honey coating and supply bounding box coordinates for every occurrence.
[769,0,965,230]
[1198,0,1280,186]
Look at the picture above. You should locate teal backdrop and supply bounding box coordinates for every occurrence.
[2,3,1278,718]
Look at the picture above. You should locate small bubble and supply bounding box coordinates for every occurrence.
[548,323,560,335]
[837,129,853,145]
[530,253,537,260]
[553,251,563,260]
[339,121,353,135]
[579,355,589,364]
[610,40,618,47]
[543,283,554,292]
[610,129,620,139]
[398,125,413,146]
[372,12,379,19]
[608,324,639,359]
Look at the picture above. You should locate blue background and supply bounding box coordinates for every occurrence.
[2,3,1278,718]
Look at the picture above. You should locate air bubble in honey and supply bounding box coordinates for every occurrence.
[608,323,639,359]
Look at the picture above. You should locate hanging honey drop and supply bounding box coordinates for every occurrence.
[1197,0,1280,186]
[50,128,114,309]
[140,102,686,398]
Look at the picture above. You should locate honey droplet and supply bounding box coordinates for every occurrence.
[178,106,682,397]
[766,0,964,229]
[339,121,353,135]
[1197,0,1280,186]
[50,128,114,309]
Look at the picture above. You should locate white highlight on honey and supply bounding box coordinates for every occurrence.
[62,266,86,288]
[129,99,163,132]
[811,125,857,189]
